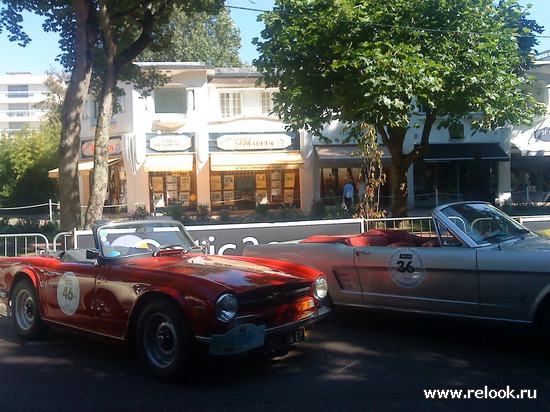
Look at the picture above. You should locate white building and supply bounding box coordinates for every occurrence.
[72,61,550,216]
[0,73,50,132]
[77,63,306,215]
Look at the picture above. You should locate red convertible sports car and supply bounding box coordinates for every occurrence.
[0,219,330,381]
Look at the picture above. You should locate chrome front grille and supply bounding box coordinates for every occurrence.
[238,282,310,311]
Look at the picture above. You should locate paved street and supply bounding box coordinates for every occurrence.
[1,307,549,412]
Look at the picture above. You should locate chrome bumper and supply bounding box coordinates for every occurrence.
[196,305,331,347]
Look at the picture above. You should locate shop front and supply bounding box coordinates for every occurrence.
[413,143,509,208]
[510,117,550,202]
[141,133,197,212]
[314,144,392,207]
[209,132,303,211]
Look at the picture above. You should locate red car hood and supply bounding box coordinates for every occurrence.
[122,253,307,292]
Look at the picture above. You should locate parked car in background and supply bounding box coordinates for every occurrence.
[0,219,330,381]
[244,201,550,336]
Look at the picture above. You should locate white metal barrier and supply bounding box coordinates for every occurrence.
[0,233,50,257]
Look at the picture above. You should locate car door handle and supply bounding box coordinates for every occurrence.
[355,250,371,256]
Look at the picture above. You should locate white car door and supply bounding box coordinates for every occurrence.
[354,245,480,316]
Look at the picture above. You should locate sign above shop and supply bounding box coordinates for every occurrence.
[149,134,192,152]
[81,136,122,158]
[217,133,292,151]
[534,127,550,142]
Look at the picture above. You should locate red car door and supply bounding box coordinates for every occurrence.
[43,259,98,330]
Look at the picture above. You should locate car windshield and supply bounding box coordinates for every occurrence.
[438,203,532,245]
[96,220,196,258]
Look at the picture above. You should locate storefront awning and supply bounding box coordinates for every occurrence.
[48,160,116,179]
[210,151,304,171]
[315,145,391,166]
[143,154,195,172]
[419,143,509,162]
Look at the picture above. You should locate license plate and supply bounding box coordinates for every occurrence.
[210,323,266,355]
[265,327,306,352]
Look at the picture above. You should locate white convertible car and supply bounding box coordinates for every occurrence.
[244,201,550,333]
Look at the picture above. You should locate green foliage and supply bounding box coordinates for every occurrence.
[0,123,60,207]
[164,203,186,222]
[195,204,212,223]
[354,124,387,219]
[130,204,150,220]
[218,209,235,223]
[309,199,326,219]
[138,7,242,67]
[255,0,544,216]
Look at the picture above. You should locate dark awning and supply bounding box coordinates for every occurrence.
[418,143,509,162]
[315,145,391,166]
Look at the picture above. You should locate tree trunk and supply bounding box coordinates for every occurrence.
[390,160,410,218]
[58,0,97,230]
[83,78,115,228]
[84,1,117,228]
[378,113,438,218]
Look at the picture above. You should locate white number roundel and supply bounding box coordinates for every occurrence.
[57,272,80,316]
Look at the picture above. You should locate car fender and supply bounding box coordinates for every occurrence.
[7,266,41,299]
[125,285,210,342]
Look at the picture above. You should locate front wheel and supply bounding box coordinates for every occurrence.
[11,279,49,340]
[135,300,194,381]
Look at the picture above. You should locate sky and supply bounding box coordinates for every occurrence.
[0,0,548,75]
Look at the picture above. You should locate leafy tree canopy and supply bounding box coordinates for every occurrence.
[254,0,544,216]
[138,6,242,67]
[0,123,60,207]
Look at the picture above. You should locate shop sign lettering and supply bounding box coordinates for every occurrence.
[217,134,291,150]
[149,134,192,152]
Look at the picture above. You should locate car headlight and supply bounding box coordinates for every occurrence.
[215,293,238,322]
[313,276,328,300]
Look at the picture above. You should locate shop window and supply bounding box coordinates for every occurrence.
[106,162,127,213]
[220,92,242,117]
[210,169,300,210]
[154,88,187,114]
[89,161,128,214]
[150,171,196,211]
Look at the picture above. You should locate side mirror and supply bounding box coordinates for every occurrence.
[86,248,100,259]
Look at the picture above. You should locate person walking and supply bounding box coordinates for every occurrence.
[343,179,355,213]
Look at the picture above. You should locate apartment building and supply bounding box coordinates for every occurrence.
[0,73,49,132]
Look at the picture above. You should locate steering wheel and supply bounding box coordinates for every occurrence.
[133,239,162,251]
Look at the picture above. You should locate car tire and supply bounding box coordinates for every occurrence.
[135,300,194,381]
[11,278,49,340]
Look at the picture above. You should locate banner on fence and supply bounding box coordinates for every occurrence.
[72,218,364,256]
